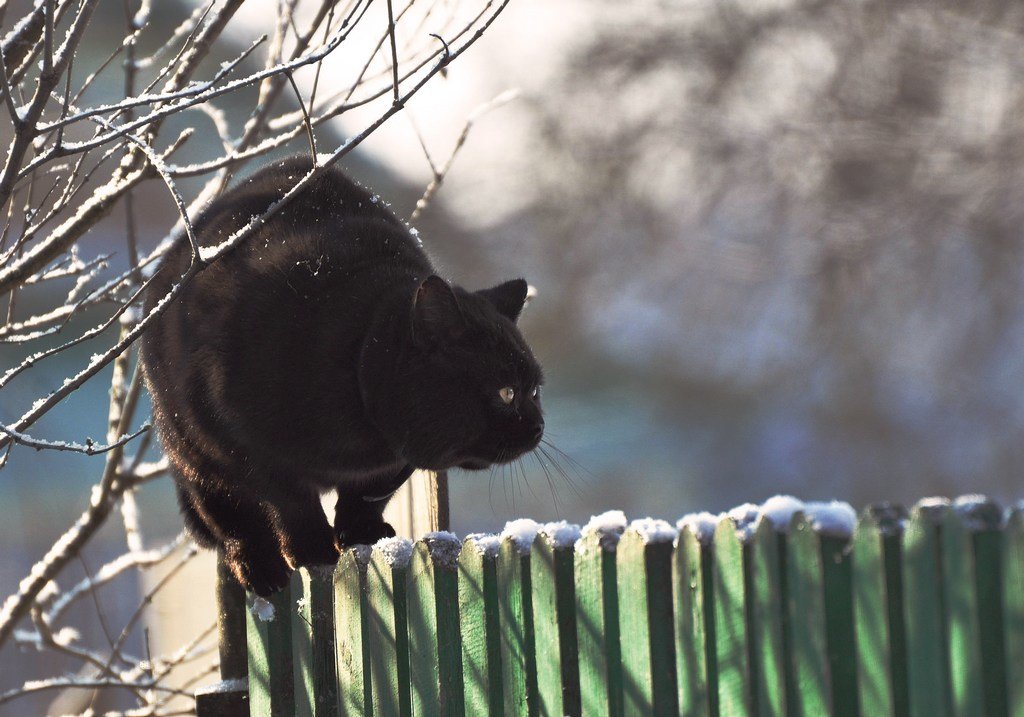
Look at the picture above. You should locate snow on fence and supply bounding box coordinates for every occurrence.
[198,495,1024,716]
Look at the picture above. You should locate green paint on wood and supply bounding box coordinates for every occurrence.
[497,539,539,717]
[944,506,986,716]
[943,500,1008,717]
[335,549,373,717]
[852,505,909,717]
[247,587,295,717]
[1004,507,1024,717]
[713,520,753,717]
[617,528,678,717]
[675,528,714,717]
[458,538,503,716]
[407,539,465,717]
[246,495,1023,717]
[750,520,786,717]
[821,535,858,717]
[903,501,953,717]
[787,518,829,717]
[575,529,624,717]
[532,532,581,717]
[367,548,412,717]
[975,526,1009,717]
[293,568,339,717]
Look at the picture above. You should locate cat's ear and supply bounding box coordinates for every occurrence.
[477,279,529,322]
[413,275,465,342]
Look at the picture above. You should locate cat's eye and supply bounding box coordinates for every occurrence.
[531,386,539,399]
[499,387,515,404]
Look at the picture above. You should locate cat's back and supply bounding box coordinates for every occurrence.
[146,155,430,317]
[142,155,430,468]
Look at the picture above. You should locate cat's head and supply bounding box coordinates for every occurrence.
[364,275,545,472]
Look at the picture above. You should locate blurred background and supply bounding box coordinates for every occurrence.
[4,0,1024,711]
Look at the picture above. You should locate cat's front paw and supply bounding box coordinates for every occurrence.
[224,542,292,596]
[284,530,340,569]
[335,518,397,547]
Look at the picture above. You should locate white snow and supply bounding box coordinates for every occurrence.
[422,531,462,568]
[465,533,501,558]
[952,494,1001,531]
[502,518,541,554]
[119,306,141,326]
[757,495,806,532]
[579,510,628,551]
[802,501,858,538]
[726,503,761,542]
[251,597,275,622]
[349,544,372,565]
[629,517,678,545]
[374,537,414,568]
[676,512,719,545]
[916,496,951,510]
[674,495,859,544]
[540,521,582,548]
[201,677,248,693]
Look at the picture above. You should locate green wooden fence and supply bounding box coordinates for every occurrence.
[206,495,1024,716]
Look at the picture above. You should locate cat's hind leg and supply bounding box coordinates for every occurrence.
[174,481,218,548]
[187,481,293,596]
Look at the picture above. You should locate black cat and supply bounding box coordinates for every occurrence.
[141,155,544,595]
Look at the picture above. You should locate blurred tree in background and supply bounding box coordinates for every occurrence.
[467,0,1024,505]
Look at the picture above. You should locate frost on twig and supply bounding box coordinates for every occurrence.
[0,0,514,709]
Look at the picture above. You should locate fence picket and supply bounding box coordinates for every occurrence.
[787,517,830,717]
[497,537,540,716]
[575,525,624,717]
[903,500,953,717]
[366,542,413,717]
[674,526,716,717]
[852,505,909,717]
[943,498,1008,717]
[713,519,754,717]
[293,568,339,717]
[407,535,465,717]
[458,537,503,716]
[617,523,678,717]
[750,519,787,717]
[820,533,858,717]
[247,587,295,716]
[1005,506,1024,717]
[533,528,582,716]
[335,548,373,717]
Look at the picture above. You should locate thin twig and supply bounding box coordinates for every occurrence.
[410,88,519,221]
[286,71,318,161]
[386,0,401,103]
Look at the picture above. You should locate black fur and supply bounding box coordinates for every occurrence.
[141,156,544,594]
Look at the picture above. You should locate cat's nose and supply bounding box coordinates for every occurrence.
[531,421,544,442]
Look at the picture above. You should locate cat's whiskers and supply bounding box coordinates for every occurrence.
[535,440,588,500]
[539,438,593,482]
[530,449,563,515]
[487,462,500,517]
[516,456,540,505]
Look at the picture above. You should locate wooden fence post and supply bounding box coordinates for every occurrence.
[195,549,250,717]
